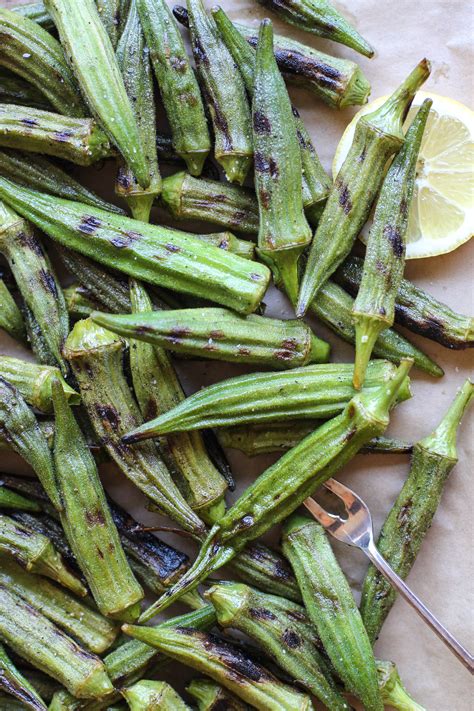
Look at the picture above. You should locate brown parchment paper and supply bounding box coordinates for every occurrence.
[1,0,473,708]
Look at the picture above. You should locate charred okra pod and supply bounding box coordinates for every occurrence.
[0,585,113,699]
[115,0,161,222]
[122,680,190,710]
[0,200,69,373]
[207,582,349,710]
[377,660,426,711]
[0,277,26,342]
[0,70,51,111]
[130,360,410,436]
[186,0,252,184]
[309,280,444,377]
[92,308,329,390]
[129,280,227,524]
[187,678,247,711]
[64,318,206,536]
[138,361,412,619]
[336,255,474,350]
[0,642,47,711]
[256,0,374,57]
[352,100,432,388]
[252,20,311,303]
[297,60,431,316]
[0,179,270,314]
[137,0,210,176]
[0,9,87,117]
[282,515,383,711]
[360,379,474,643]
[0,356,79,413]
[51,379,144,621]
[122,624,314,710]
[0,486,41,512]
[45,0,150,188]
[229,543,302,603]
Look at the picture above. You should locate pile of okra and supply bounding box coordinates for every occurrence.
[0,0,472,708]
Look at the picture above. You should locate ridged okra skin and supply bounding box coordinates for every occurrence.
[0,70,52,111]
[12,2,54,30]
[230,543,302,603]
[0,585,114,699]
[137,0,211,176]
[64,318,206,537]
[115,0,162,222]
[282,515,383,711]
[122,625,314,710]
[0,641,47,711]
[297,60,431,316]
[186,0,252,185]
[129,280,227,525]
[51,379,144,621]
[122,680,190,710]
[138,361,412,620]
[160,171,259,234]
[0,356,79,413]
[45,0,150,188]
[131,360,409,435]
[0,277,26,342]
[352,100,432,388]
[65,284,106,320]
[0,486,41,511]
[360,379,474,643]
[336,255,474,350]
[187,678,247,711]
[95,0,126,48]
[309,280,444,377]
[0,9,87,117]
[207,582,349,710]
[253,20,311,304]
[0,178,270,315]
[0,200,69,374]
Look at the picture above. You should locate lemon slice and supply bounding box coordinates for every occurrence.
[332,91,474,259]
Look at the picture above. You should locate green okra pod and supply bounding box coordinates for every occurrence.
[122,624,314,710]
[45,0,150,188]
[122,680,190,710]
[282,515,383,711]
[0,277,26,343]
[115,0,161,222]
[353,100,432,388]
[95,0,123,48]
[229,543,302,603]
[64,284,103,320]
[253,20,311,304]
[138,361,412,619]
[129,280,227,525]
[336,255,474,350]
[0,558,118,654]
[187,678,247,711]
[0,356,79,413]
[0,585,114,699]
[376,660,426,711]
[129,360,409,436]
[0,486,41,512]
[22,303,60,368]
[0,642,47,711]
[0,178,270,315]
[0,9,87,117]
[207,582,349,710]
[186,0,252,185]
[0,199,69,374]
[360,379,474,643]
[12,2,54,31]
[0,70,51,111]
[297,60,431,316]
[309,280,444,377]
[64,318,206,536]
[51,379,144,621]
[137,0,211,176]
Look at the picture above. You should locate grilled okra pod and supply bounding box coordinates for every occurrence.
[360,379,474,643]
[377,661,426,711]
[282,515,383,711]
[0,486,41,512]
[0,585,113,699]
[186,0,252,184]
[0,179,270,314]
[129,280,227,524]
[65,284,102,320]
[0,70,51,111]
[309,280,444,377]
[45,0,150,188]
[252,20,311,303]
[138,361,412,619]
[297,60,431,316]
[352,100,432,388]
[0,199,69,374]
[187,678,247,711]
[137,0,210,176]
[0,277,26,342]
[92,308,329,389]
[64,318,206,536]
[11,2,54,31]
[122,680,190,710]
[115,0,161,222]
[130,360,409,435]
[122,624,314,710]
[336,255,474,350]
[95,0,123,48]
[0,356,79,413]
[207,582,349,710]
[51,379,144,621]
[0,9,87,117]
[230,543,302,603]
[0,642,47,711]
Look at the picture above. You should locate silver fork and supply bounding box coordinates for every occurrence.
[303,478,474,674]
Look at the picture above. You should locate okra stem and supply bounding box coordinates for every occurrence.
[0,356,79,413]
[376,660,426,711]
[0,277,26,343]
[0,641,47,711]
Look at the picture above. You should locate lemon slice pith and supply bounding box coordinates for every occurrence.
[332,91,474,259]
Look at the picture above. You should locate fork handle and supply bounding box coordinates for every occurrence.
[365,542,474,674]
